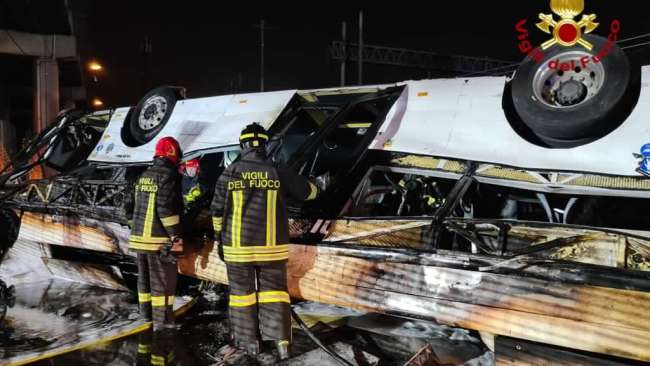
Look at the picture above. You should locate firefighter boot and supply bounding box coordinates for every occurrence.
[243,341,260,356]
[276,340,290,360]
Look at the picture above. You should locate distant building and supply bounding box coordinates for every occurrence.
[0,0,89,156]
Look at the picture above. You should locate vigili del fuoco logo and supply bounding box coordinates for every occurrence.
[516,0,620,67]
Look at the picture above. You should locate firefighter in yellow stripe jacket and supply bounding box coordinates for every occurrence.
[127,136,184,331]
[210,123,319,359]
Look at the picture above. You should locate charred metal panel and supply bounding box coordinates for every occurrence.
[495,336,642,366]
[323,219,429,249]
[42,258,127,291]
[176,240,650,362]
[17,212,128,254]
[390,153,650,197]
[449,220,650,271]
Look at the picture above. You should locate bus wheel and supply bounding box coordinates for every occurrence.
[509,34,639,148]
[127,86,185,145]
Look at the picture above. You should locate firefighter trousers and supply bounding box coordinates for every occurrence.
[136,329,152,366]
[226,261,291,346]
[137,252,178,329]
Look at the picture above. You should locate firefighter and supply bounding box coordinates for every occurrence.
[210,123,319,360]
[180,158,205,205]
[397,175,444,216]
[128,136,184,331]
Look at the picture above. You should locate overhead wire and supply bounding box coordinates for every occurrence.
[618,33,650,44]
[459,32,650,77]
[459,62,520,77]
[621,41,650,51]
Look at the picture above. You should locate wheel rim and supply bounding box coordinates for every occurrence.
[138,95,168,131]
[531,51,605,109]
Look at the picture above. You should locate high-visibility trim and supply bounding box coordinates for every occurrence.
[184,186,202,203]
[224,251,288,258]
[424,195,436,206]
[128,189,172,251]
[266,190,277,246]
[128,235,169,244]
[143,192,156,239]
[151,352,174,365]
[223,244,289,254]
[128,241,166,251]
[278,340,290,347]
[338,122,372,128]
[128,234,169,251]
[271,190,276,245]
[138,292,151,303]
[224,251,289,263]
[231,190,243,247]
[151,295,175,307]
[266,191,271,245]
[138,343,151,354]
[212,216,223,232]
[240,132,269,141]
[151,355,165,365]
[258,290,290,304]
[229,293,257,307]
[307,182,318,200]
[160,215,180,227]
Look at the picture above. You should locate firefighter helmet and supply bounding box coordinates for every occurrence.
[239,123,269,150]
[154,136,182,166]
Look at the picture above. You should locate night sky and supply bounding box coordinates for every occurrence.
[83,1,650,107]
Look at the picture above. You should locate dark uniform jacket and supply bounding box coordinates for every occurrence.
[128,158,183,252]
[211,149,318,264]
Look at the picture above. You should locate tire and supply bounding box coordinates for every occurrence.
[127,87,182,146]
[510,34,640,147]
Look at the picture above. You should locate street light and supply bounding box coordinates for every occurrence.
[87,60,104,82]
[91,97,104,108]
[87,60,103,72]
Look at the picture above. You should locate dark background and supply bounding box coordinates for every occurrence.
[73,2,650,106]
[2,1,650,108]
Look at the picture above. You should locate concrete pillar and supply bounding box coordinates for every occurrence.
[33,58,59,134]
[0,85,15,167]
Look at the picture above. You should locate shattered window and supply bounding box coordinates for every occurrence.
[273,107,333,165]
[347,167,457,217]
[472,183,650,231]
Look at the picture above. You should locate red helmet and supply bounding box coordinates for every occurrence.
[154,136,181,166]
[180,158,200,177]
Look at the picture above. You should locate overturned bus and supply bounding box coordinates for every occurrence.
[1,34,650,363]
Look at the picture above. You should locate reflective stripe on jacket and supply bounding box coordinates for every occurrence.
[210,149,318,264]
[128,158,183,252]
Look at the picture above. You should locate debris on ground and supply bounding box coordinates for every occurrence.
[281,341,380,366]
[0,240,492,365]
[403,344,442,366]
